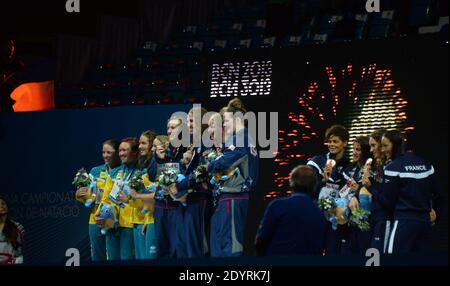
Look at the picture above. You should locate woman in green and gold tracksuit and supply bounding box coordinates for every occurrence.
[128,130,158,259]
[75,139,121,261]
[97,137,139,260]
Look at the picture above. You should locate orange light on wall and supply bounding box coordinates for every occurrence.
[10,81,54,112]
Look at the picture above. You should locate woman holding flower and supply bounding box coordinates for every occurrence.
[74,139,121,261]
[96,137,139,260]
[147,133,183,258]
[342,136,371,254]
[307,125,351,255]
[208,98,259,257]
[127,130,158,259]
[363,129,392,253]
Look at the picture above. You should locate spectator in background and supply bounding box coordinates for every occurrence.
[1,38,24,112]
[0,194,24,265]
[255,165,326,256]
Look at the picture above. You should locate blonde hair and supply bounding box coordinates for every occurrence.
[167,116,183,127]
[208,112,222,126]
[154,135,170,149]
[222,98,247,114]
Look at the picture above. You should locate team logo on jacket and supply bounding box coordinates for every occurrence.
[405,165,427,171]
[228,145,236,151]
[250,147,258,157]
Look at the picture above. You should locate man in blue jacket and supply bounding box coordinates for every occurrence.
[255,165,327,256]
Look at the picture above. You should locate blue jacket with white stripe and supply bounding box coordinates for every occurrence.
[375,152,441,222]
[307,153,350,199]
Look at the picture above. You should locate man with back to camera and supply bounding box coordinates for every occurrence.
[255,165,327,256]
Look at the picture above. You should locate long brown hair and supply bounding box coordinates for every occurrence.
[370,129,387,181]
[138,130,158,168]
[0,195,21,250]
[354,136,370,166]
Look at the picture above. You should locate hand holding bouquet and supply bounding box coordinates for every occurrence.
[349,208,370,231]
[156,168,185,204]
[73,168,97,207]
[192,165,210,185]
[157,168,179,189]
[318,196,336,212]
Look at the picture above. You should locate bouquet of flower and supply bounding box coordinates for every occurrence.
[206,150,219,162]
[192,165,210,184]
[157,168,190,206]
[318,185,352,230]
[72,168,91,188]
[124,171,155,214]
[127,171,146,193]
[349,208,371,231]
[72,168,97,207]
[98,204,118,235]
[157,168,179,189]
[318,196,336,211]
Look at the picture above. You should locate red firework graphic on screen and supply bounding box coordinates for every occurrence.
[267,63,415,199]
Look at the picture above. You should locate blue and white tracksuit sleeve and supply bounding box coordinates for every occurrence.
[306,155,326,199]
[373,167,400,212]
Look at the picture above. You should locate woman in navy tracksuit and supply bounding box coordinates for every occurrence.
[307,125,351,255]
[342,136,371,254]
[173,106,211,258]
[208,99,259,257]
[363,129,392,253]
[374,130,441,253]
[147,133,184,259]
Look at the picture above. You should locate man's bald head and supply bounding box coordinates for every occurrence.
[289,165,317,195]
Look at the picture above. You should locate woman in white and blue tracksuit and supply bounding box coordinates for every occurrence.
[208,100,259,257]
[374,130,442,254]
